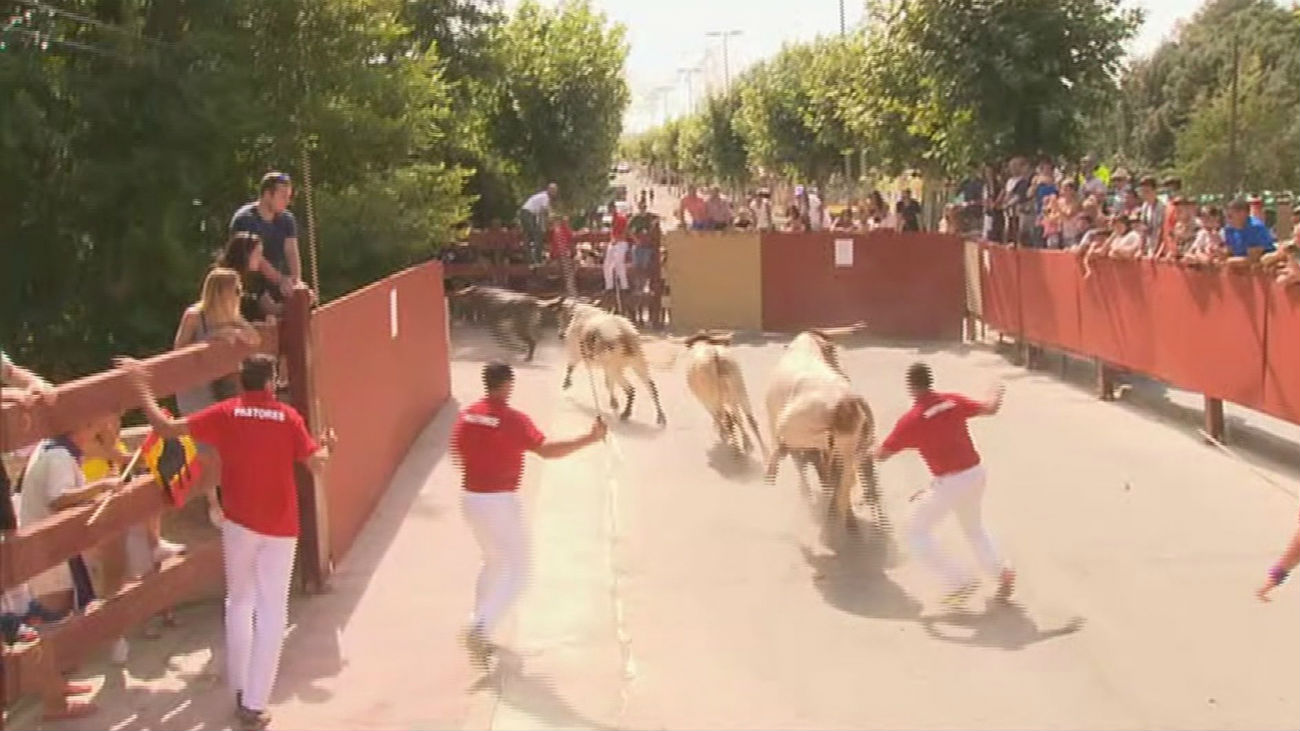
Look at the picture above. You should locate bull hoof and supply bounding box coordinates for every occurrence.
[620,410,632,422]
[656,413,667,427]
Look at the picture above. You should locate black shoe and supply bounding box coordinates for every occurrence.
[460,625,494,670]
[236,703,271,730]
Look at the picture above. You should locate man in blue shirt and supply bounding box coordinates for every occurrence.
[230,172,301,299]
[1223,199,1276,258]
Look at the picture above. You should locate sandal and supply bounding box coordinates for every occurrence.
[43,699,97,720]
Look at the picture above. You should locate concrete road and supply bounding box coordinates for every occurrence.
[476,329,1300,731]
[16,327,1296,730]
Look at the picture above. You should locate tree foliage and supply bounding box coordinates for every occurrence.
[625,0,1141,183]
[1,0,629,378]
[1086,0,1300,193]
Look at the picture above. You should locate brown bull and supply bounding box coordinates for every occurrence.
[763,324,884,540]
[560,301,667,426]
[680,331,764,455]
[449,285,565,361]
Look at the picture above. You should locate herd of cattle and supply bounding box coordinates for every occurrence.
[449,283,888,540]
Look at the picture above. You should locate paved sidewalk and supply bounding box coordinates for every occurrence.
[7,333,556,731]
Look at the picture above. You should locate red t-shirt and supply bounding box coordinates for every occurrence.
[611,212,629,242]
[452,397,546,493]
[879,391,983,477]
[550,222,572,258]
[187,391,319,537]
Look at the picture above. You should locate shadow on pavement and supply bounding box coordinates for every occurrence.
[475,647,624,731]
[802,523,922,622]
[706,442,764,483]
[568,399,669,440]
[919,601,1085,651]
[268,403,457,708]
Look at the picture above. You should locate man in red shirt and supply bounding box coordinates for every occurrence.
[118,354,333,730]
[873,362,1014,608]
[550,215,576,297]
[453,361,605,667]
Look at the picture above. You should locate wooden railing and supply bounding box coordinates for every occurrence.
[972,244,1300,439]
[442,228,667,329]
[0,303,299,716]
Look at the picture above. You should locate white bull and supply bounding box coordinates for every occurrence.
[680,331,765,455]
[561,302,667,426]
[763,324,883,538]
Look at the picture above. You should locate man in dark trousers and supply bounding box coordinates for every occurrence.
[117,353,334,730]
[873,362,1015,609]
[452,361,605,667]
[230,171,302,301]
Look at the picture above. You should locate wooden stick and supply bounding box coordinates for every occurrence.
[87,443,145,525]
[1198,429,1296,498]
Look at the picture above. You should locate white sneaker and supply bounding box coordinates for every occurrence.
[153,539,185,565]
[110,637,129,665]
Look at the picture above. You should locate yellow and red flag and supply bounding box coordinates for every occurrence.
[138,414,203,507]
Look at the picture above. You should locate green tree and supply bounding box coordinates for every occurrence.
[488,0,630,212]
[1093,0,1300,193]
[867,0,1141,174]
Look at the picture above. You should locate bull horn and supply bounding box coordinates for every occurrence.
[537,295,565,307]
[809,322,867,338]
[707,330,735,342]
[450,284,477,297]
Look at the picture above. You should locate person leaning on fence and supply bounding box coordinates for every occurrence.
[520,183,557,266]
[1222,198,1276,271]
[116,353,334,730]
[175,267,262,528]
[218,231,278,322]
[230,171,303,302]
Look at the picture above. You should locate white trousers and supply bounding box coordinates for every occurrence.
[462,491,529,639]
[604,242,629,290]
[907,464,1006,592]
[221,519,297,711]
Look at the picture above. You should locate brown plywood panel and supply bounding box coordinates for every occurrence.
[664,231,764,332]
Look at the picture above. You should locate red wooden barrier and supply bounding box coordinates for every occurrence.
[977,246,1299,428]
[761,232,966,339]
[312,260,452,562]
[1147,263,1266,406]
[1016,249,1083,353]
[1263,284,1300,423]
[1077,258,1158,373]
[978,244,1022,337]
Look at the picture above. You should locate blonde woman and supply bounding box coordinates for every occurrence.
[174,268,260,525]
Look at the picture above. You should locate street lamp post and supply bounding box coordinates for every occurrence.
[839,0,846,35]
[653,84,673,125]
[705,29,742,93]
[678,66,702,113]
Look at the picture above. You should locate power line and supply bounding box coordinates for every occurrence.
[12,0,178,49]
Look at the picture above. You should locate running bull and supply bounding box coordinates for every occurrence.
[763,324,885,538]
[679,331,764,455]
[561,301,667,426]
[449,284,565,361]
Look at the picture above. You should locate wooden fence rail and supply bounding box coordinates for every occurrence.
[0,319,282,718]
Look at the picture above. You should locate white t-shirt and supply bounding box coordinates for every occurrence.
[808,194,825,231]
[20,440,82,528]
[19,440,83,594]
[522,191,550,215]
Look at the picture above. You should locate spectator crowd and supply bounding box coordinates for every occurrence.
[963,155,1299,286]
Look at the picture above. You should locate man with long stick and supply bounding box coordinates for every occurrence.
[453,361,604,668]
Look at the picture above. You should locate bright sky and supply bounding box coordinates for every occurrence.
[503,0,1208,134]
